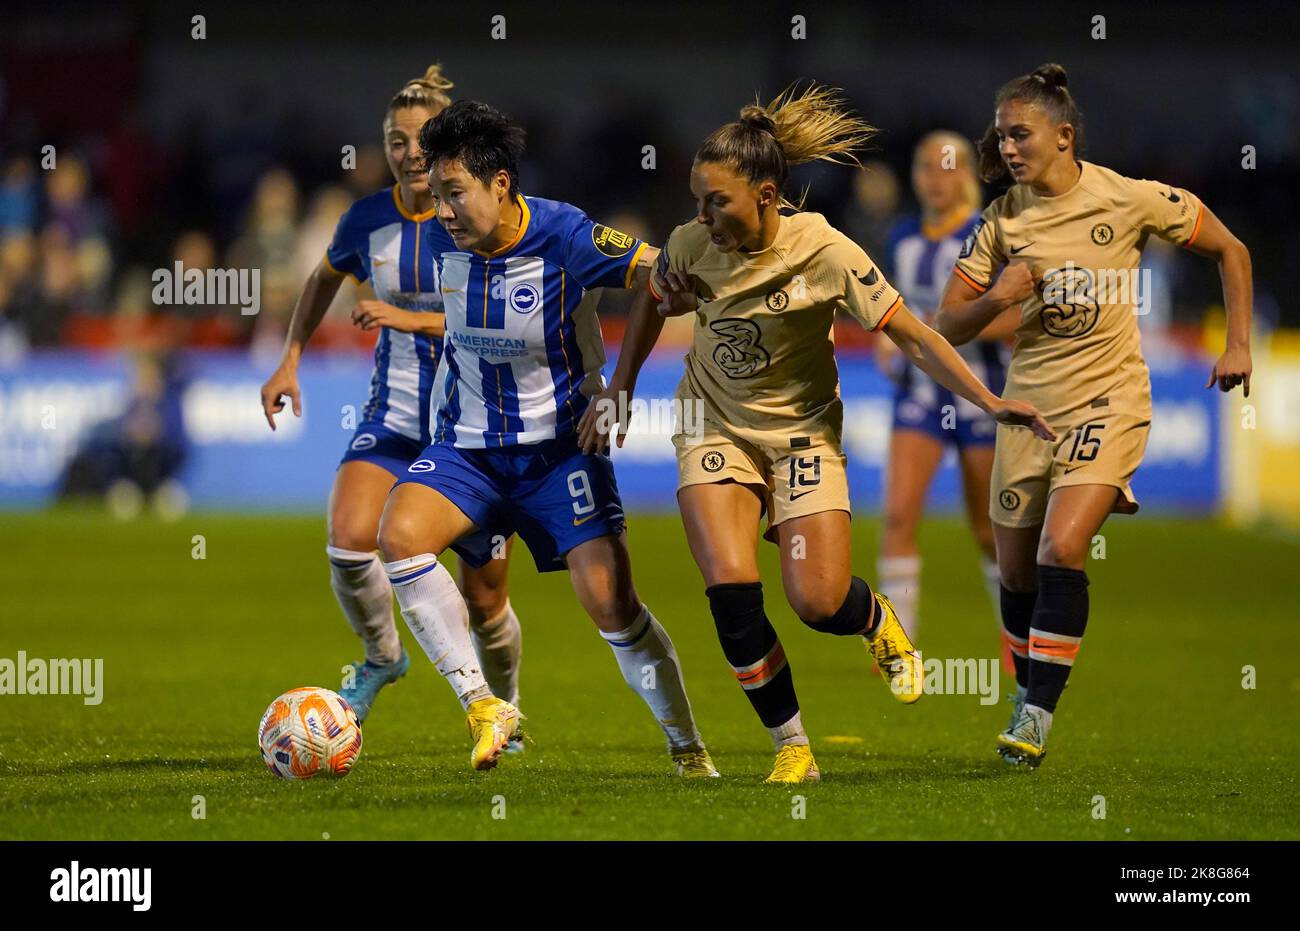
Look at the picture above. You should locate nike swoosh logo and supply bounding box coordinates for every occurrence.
[373,257,390,266]
[1063,465,1085,474]
[1009,242,1035,255]
[790,489,818,501]
[853,267,879,286]
[573,513,598,526]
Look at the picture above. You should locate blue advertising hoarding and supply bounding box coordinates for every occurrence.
[0,350,1219,514]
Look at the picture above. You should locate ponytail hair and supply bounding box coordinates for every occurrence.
[697,82,876,210]
[388,63,455,115]
[976,63,1084,184]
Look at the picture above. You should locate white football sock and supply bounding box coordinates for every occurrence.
[768,710,810,749]
[1025,703,1053,737]
[599,605,702,751]
[384,554,491,709]
[877,554,921,642]
[980,556,1003,636]
[326,545,401,665]
[470,600,522,705]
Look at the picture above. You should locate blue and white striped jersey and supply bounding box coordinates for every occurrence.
[887,209,982,318]
[433,195,646,448]
[325,185,453,444]
[887,209,1000,365]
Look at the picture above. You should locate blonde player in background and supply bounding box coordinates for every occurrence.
[259,66,525,734]
[936,63,1253,767]
[875,131,1016,673]
[581,84,1053,783]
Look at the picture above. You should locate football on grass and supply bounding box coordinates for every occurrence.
[258,687,362,779]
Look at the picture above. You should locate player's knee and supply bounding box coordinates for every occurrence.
[880,507,919,551]
[464,582,508,626]
[1037,534,1086,570]
[328,512,379,554]
[786,585,846,628]
[700,558,759,589]
[584,593,640,632]
[376,512,426,562]
[999,564,1038,592]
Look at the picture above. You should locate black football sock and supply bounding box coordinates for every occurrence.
[706,582,799,729]
[1025,565,1089,713]
[1000,584,1037,689]
[802,575,877,637]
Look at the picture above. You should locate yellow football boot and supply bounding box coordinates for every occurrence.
[671,745,721,778]
[465,696,521,771]
[864,593,923,704]
[764,743,821,784]
[996,703,1050,768]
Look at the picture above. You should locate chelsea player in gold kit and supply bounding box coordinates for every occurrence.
[582,84,1053,782]
[936,64,1253,767]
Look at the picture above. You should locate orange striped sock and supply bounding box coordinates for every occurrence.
[1025,565,1089,713]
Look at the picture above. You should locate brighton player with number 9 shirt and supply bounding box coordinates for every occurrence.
[374,100,718,776]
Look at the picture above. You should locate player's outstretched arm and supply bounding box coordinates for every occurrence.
[883,302,1056,441]
[260,259,346,430]
[1185,204,1253,396]
[351,301,446,338]
[578,253,666,454]
[934,263,1034,346]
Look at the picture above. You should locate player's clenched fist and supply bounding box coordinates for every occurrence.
[260,362,301,430]
[989,262,1035,307]
[578,381,628,455]
[656,270,699,317]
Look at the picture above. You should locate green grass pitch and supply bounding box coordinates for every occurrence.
[1,510,1296,840]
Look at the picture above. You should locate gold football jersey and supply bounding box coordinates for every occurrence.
[953,160,1203,423]
[653,211,902,447]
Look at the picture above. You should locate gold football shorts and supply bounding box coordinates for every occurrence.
[990,407,1151,528]
[674,422,850,539]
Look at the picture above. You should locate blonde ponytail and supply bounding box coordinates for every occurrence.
[699,82,876,209]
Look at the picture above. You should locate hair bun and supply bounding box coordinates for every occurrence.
[412,63,454,93]
[1031,63,1069,90]
[738,105,778,136]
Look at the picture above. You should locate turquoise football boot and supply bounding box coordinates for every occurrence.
[340,651,410,725]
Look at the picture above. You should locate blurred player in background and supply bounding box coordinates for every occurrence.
[259,66,525,732]
[583,85,1053,783]
[876,132,1014,672]
[376,100,717,776]
[937,63,1253,767]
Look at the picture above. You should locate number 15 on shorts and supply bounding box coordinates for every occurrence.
[1065,422,1105,470]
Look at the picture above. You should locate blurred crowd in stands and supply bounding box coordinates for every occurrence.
[0,107,1289,362]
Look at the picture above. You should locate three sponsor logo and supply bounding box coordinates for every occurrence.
[709,319,771,378]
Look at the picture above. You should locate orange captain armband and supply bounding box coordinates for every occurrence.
[872,295,904,331]
[953,266,989,294]
[1184,202,1205,248]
